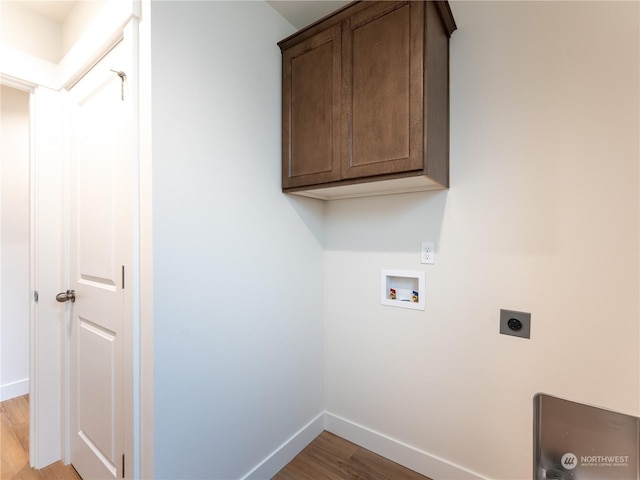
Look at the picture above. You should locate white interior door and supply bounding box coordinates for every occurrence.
[67,39,132,480]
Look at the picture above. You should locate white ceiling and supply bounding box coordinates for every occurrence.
[267,1,349,29]
[13,0,349,29]
[11,0,77,23]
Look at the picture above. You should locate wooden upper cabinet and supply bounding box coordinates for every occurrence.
[279,1,456,200]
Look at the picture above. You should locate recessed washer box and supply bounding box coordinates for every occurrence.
[381,270,425,311]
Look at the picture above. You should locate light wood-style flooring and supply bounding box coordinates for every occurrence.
[1,395,81,480]
[272,431,432,480]
[3,395,430,480]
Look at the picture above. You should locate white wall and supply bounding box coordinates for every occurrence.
[150,2,325,478]
[324,1,639,479]
[1,85,31,401]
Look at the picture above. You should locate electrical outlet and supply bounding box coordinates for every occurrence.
[421,242,435,264]
[499,309,531,339]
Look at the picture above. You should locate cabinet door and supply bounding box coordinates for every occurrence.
[342,1,424,179]
[282,24,342,189]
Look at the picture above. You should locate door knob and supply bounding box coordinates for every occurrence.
[56,289,76,303]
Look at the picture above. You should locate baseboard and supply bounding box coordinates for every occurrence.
[242,411,487,480]
[242,412,325,480]
[1,378,29,402]
[325,412,488,480]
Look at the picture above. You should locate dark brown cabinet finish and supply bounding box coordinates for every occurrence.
[279,1,456,200]
[282,24,342,187]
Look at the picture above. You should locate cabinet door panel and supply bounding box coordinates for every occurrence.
[282,24,342,188]
[342,1,424,178]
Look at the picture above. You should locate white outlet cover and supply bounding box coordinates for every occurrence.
[421,241,435,264]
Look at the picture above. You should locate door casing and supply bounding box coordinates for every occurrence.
[0,2,144,476]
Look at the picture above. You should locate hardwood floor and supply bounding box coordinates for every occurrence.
[272,431,432,480]
[3,396,429,480]
[1,395,81,480]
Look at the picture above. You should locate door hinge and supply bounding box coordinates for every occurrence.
[34,291,39,302]
[122,453,125,478]
[122,265,125,289]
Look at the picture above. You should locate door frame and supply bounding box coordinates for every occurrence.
[0,2,148,477]
[0,71,68,470]
[0,74,49,464]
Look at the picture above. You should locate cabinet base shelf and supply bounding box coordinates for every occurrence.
[285,174,446,201]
